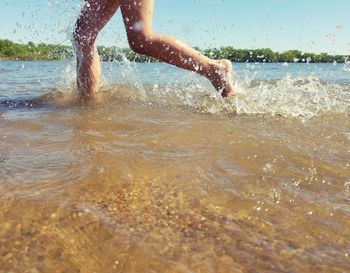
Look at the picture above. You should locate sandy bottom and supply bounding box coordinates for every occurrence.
[0,101,350,273]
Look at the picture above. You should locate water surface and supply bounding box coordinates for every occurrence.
[0,61,349,273]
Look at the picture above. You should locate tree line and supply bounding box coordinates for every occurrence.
[0,39,348,63]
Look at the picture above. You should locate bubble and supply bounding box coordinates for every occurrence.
[268,188,281,204]
[345,182,350,192]
[263,163,273,173]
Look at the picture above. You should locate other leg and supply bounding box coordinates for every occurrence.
[120,0,234,97]
[73,0,120,100]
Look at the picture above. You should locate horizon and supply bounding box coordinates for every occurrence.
[2,38,350,57]
[0,0,349,55]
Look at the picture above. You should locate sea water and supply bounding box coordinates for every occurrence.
[0,60,349,272]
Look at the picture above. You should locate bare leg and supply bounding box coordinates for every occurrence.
[73,0,120,101]
[120,0,234,97]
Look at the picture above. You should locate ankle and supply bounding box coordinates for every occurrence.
[205,61,225,82]
[200,60,219,78]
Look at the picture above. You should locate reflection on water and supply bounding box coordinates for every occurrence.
[0,61,350,272]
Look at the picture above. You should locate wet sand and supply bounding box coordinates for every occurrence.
[1,100,350,272]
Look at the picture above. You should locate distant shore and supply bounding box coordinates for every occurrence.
[0,57,65,61]
[1,39,349,63]
[0,57,14,61]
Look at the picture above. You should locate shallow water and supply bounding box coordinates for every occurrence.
[0,61,350,273]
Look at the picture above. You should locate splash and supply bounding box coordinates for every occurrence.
[232,74,350,119]
[2,74,349,120]
[96,72,350,119]
[1,59,349,120]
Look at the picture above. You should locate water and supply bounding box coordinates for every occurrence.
[0,60,349,273]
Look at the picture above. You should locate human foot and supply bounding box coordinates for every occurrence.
[207,59,234,97]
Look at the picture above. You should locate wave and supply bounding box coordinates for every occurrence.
[1,75,349,119]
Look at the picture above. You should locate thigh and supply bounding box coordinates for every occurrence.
[75,0,120,38]
[120,0,154,36]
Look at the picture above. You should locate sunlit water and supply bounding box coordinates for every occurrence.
[0,60,350,273]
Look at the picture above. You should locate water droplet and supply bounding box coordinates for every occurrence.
[344,182,350,192]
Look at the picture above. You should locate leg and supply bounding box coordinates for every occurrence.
[120,0,234,97]
[73,0,120,100]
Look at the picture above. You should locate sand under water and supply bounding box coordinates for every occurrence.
[0,61,350,273]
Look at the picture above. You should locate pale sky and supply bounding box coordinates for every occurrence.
[0,0,349,54]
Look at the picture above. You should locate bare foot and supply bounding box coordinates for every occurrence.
[207,59,234,97]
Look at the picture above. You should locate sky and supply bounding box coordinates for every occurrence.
[0,0,349,54]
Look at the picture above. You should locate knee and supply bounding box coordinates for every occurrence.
[127,30,155,55]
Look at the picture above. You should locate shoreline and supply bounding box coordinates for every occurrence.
[2,39,349,64]
[0,58,348,64]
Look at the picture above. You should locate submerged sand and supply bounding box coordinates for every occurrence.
[1,99,349,272]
